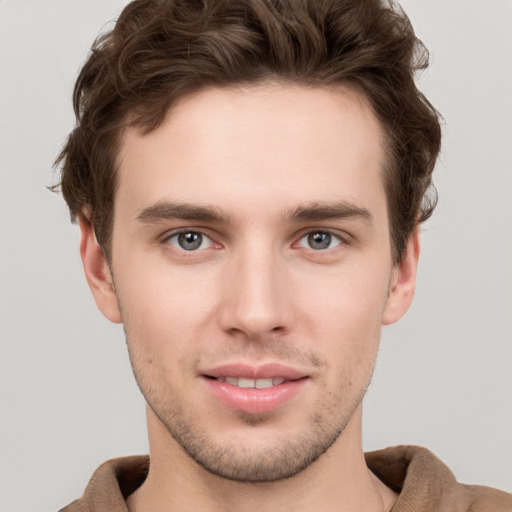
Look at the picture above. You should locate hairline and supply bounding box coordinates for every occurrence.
[100,79,400,263]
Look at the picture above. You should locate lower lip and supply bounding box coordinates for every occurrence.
[202,377,307,414]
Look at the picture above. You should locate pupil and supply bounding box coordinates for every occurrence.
[308,232,331,250]
[178,232,202,250]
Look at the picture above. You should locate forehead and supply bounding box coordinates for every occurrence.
[116,83,386,221]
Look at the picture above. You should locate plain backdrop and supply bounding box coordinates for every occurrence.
[1,1,511,510]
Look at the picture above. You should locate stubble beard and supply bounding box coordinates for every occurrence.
[127,346,375,484]
[145,390,367,483]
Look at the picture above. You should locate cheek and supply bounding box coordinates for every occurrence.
[301,262,391,332]
[297,262,390,372]
[115,259,219,353]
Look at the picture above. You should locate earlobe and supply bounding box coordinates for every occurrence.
[78,214,122,324]
[382,228,421,326]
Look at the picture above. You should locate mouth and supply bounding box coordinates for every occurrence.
[200,363,309,414]
[206,376,289,389]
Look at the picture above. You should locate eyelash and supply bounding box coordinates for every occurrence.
[162,228,347,253]
[295,230,344,251]
[163,229,218,252]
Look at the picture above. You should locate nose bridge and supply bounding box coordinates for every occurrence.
[219,238,290,338]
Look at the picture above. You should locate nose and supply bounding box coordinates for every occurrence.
[218,244,293,340]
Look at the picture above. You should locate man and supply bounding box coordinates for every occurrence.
[55,0,512,510]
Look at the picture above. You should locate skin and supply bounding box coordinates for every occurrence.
[79,83,420,512]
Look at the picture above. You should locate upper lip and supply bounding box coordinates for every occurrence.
[201,363,308,381]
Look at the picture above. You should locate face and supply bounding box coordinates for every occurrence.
[81,83,418,482]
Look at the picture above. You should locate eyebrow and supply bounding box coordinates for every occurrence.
[136,200,372,225]
[285,201,372,224]
[136,201,231,224]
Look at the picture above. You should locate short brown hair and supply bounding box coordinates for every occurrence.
[55,0,441,263]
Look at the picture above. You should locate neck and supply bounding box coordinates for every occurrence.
[127,405,397,512]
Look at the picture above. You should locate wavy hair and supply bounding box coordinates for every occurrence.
[55,0,442,263]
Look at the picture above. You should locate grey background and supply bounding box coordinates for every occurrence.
[1,1,511,510]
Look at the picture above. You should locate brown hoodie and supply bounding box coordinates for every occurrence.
[60,445,512,512]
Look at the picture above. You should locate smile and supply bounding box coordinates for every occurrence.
[213,376,287,388]
[201,364,309,414]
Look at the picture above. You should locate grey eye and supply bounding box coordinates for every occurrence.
[308,232,331,250]
[178,232,202,250]
[167,231,212,251]
[297,231,342,251]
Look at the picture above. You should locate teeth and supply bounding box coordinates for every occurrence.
[238,377,255,389]
[255,378,273,389]
[217,377,287,388]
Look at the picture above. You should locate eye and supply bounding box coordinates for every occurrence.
[297,231,342,251]
[166,230,214,251]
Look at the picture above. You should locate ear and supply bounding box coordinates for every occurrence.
[78,214,122,324]
[382,227,421,325]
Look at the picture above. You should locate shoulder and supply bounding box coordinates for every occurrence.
[59,455,149,512]
[450,483,512,512]
[365,445,512,512]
